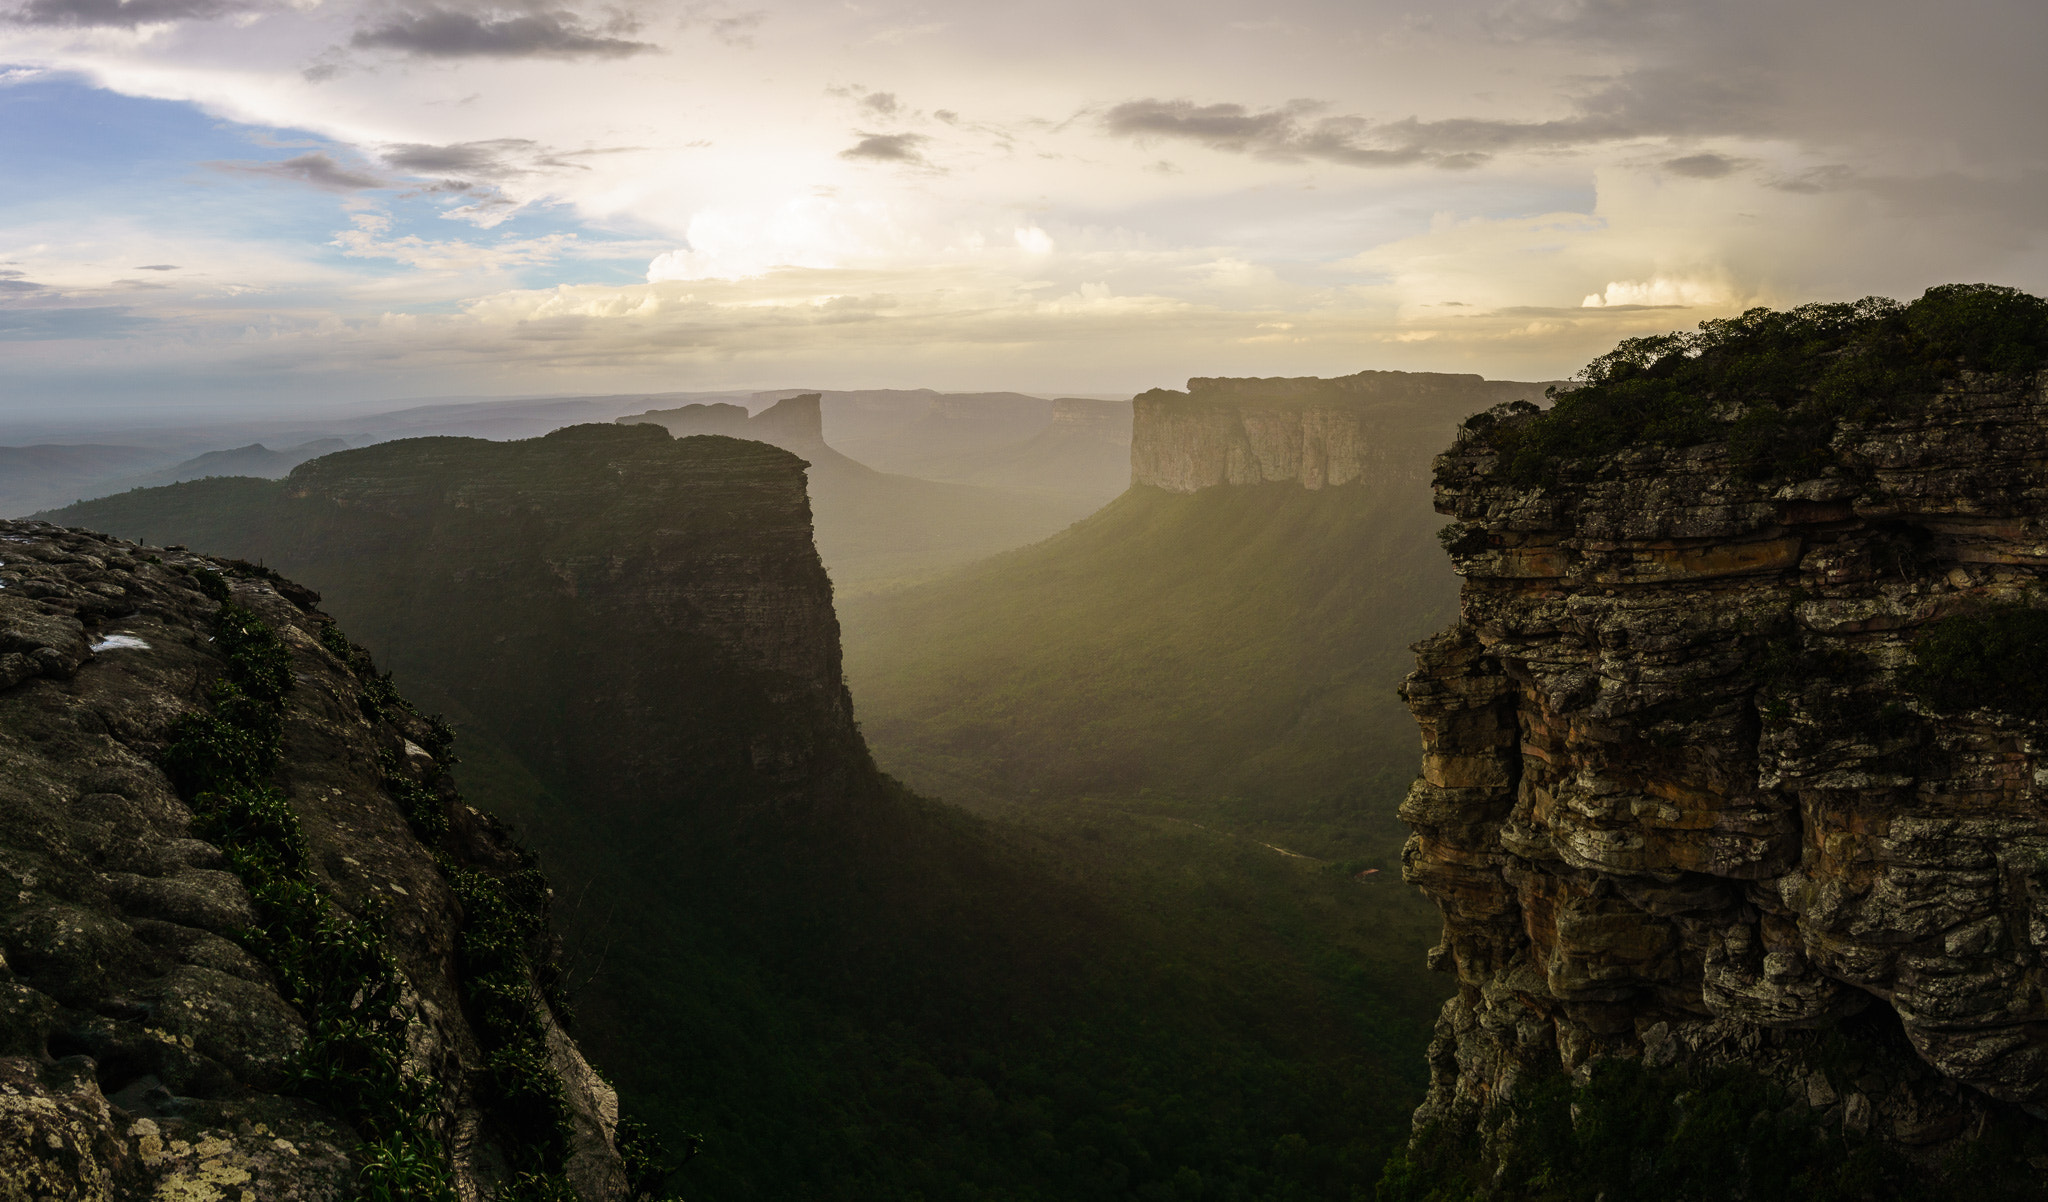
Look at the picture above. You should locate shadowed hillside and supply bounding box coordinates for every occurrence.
[44,422,1450,1200]
[841,370,1553,862]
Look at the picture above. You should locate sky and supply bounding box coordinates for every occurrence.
[1,0,2045,416]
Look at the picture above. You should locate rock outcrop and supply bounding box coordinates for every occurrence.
[1401,369,2048,1158]
[0,521,626,1199]
[1131,371,1556,494]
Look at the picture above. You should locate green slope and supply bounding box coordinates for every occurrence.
[840,481,1458,860]
[43,437,1452,1200]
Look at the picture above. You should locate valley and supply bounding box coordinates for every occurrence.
[37,388,1477,1199]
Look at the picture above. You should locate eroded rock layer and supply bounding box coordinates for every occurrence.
[1131,371,1557,494]
[0,521,625,1199]
[1402,371,2048,1150]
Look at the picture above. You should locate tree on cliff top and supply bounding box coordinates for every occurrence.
[1486,283,2048,484]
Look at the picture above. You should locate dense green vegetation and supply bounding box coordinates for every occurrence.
[480,716,1448,1201]
[840,481,1455,863]
[1487,283,2048,484]
[158,569,452,1200]
[1907,605,2048,718]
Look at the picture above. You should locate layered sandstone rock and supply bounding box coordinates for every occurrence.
[1401,371,2048,1152]
[1131,371,1557,493]
[0,521,626,1198]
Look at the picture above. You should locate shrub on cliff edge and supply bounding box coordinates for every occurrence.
[1490,284,2048,485]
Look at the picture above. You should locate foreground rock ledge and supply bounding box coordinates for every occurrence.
[1400,371,2048,1153]
[0,519,625,1200]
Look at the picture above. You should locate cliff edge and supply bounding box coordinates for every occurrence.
[1130,371,1556,494]
[0,521,626,1199]
[1395,287,2048,1192]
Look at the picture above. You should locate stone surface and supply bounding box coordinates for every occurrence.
[0,520,628,1198]
[1400,370,2048,1154]
[1130,371,1557,494]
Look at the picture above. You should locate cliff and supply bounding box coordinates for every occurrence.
[0,521,626,1199]
[50,424,863,808]
[1130,371,1556,494]
[1397,292,2048,1191]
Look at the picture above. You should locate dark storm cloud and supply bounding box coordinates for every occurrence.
[0,307,151,341]
[350,8,657,59]
[1103,71,1768,170]
[10,0,252,27]
[382,139,539,177]
[210,152,385,192]
[1664,153,1739,178]
[840,133,930,165]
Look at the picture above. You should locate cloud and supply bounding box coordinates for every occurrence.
[332,211,576,271]
[839,132,931,166]
[350,8,658,60]
[858,91,899,118]
[1581,277,1729,308]
[1663,152,1740,179]
[1101,71,1771,170]
[708,11,761,46]
[209,152,385,192]
[133,264,180,271]
[1103,99,1441,168]
[0,306,151,341]
[9,0,251,27]
[382,139,540,177]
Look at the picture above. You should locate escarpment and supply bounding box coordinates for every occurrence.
[1401,361,2048,1170]
[1130,370,1556,494]
[0,521,625,1199]
[47,424,866,813]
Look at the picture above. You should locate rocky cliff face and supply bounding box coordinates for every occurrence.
[0,521,625,1199]
[1401,370,2048,1159]
[1130,371,1555,494]
[52,424,865,811]
[1047,398,1132,448]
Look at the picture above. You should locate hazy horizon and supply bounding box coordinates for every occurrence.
[3,0,2042,420]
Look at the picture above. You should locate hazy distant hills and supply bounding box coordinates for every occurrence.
[621,392,1109,592]
[0,443,173,515]
[842,370,1555,859]
[748,387,1057,470]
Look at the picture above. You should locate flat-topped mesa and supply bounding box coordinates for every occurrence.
[1401,363,2048,1160]
[1130,370,1555,494]
[47,423,867,812]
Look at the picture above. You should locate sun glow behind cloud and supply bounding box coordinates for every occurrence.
[0,0,2044,408]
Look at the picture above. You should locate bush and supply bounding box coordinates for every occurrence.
[1490,284,2048,485]
[1906,607,2048,718]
